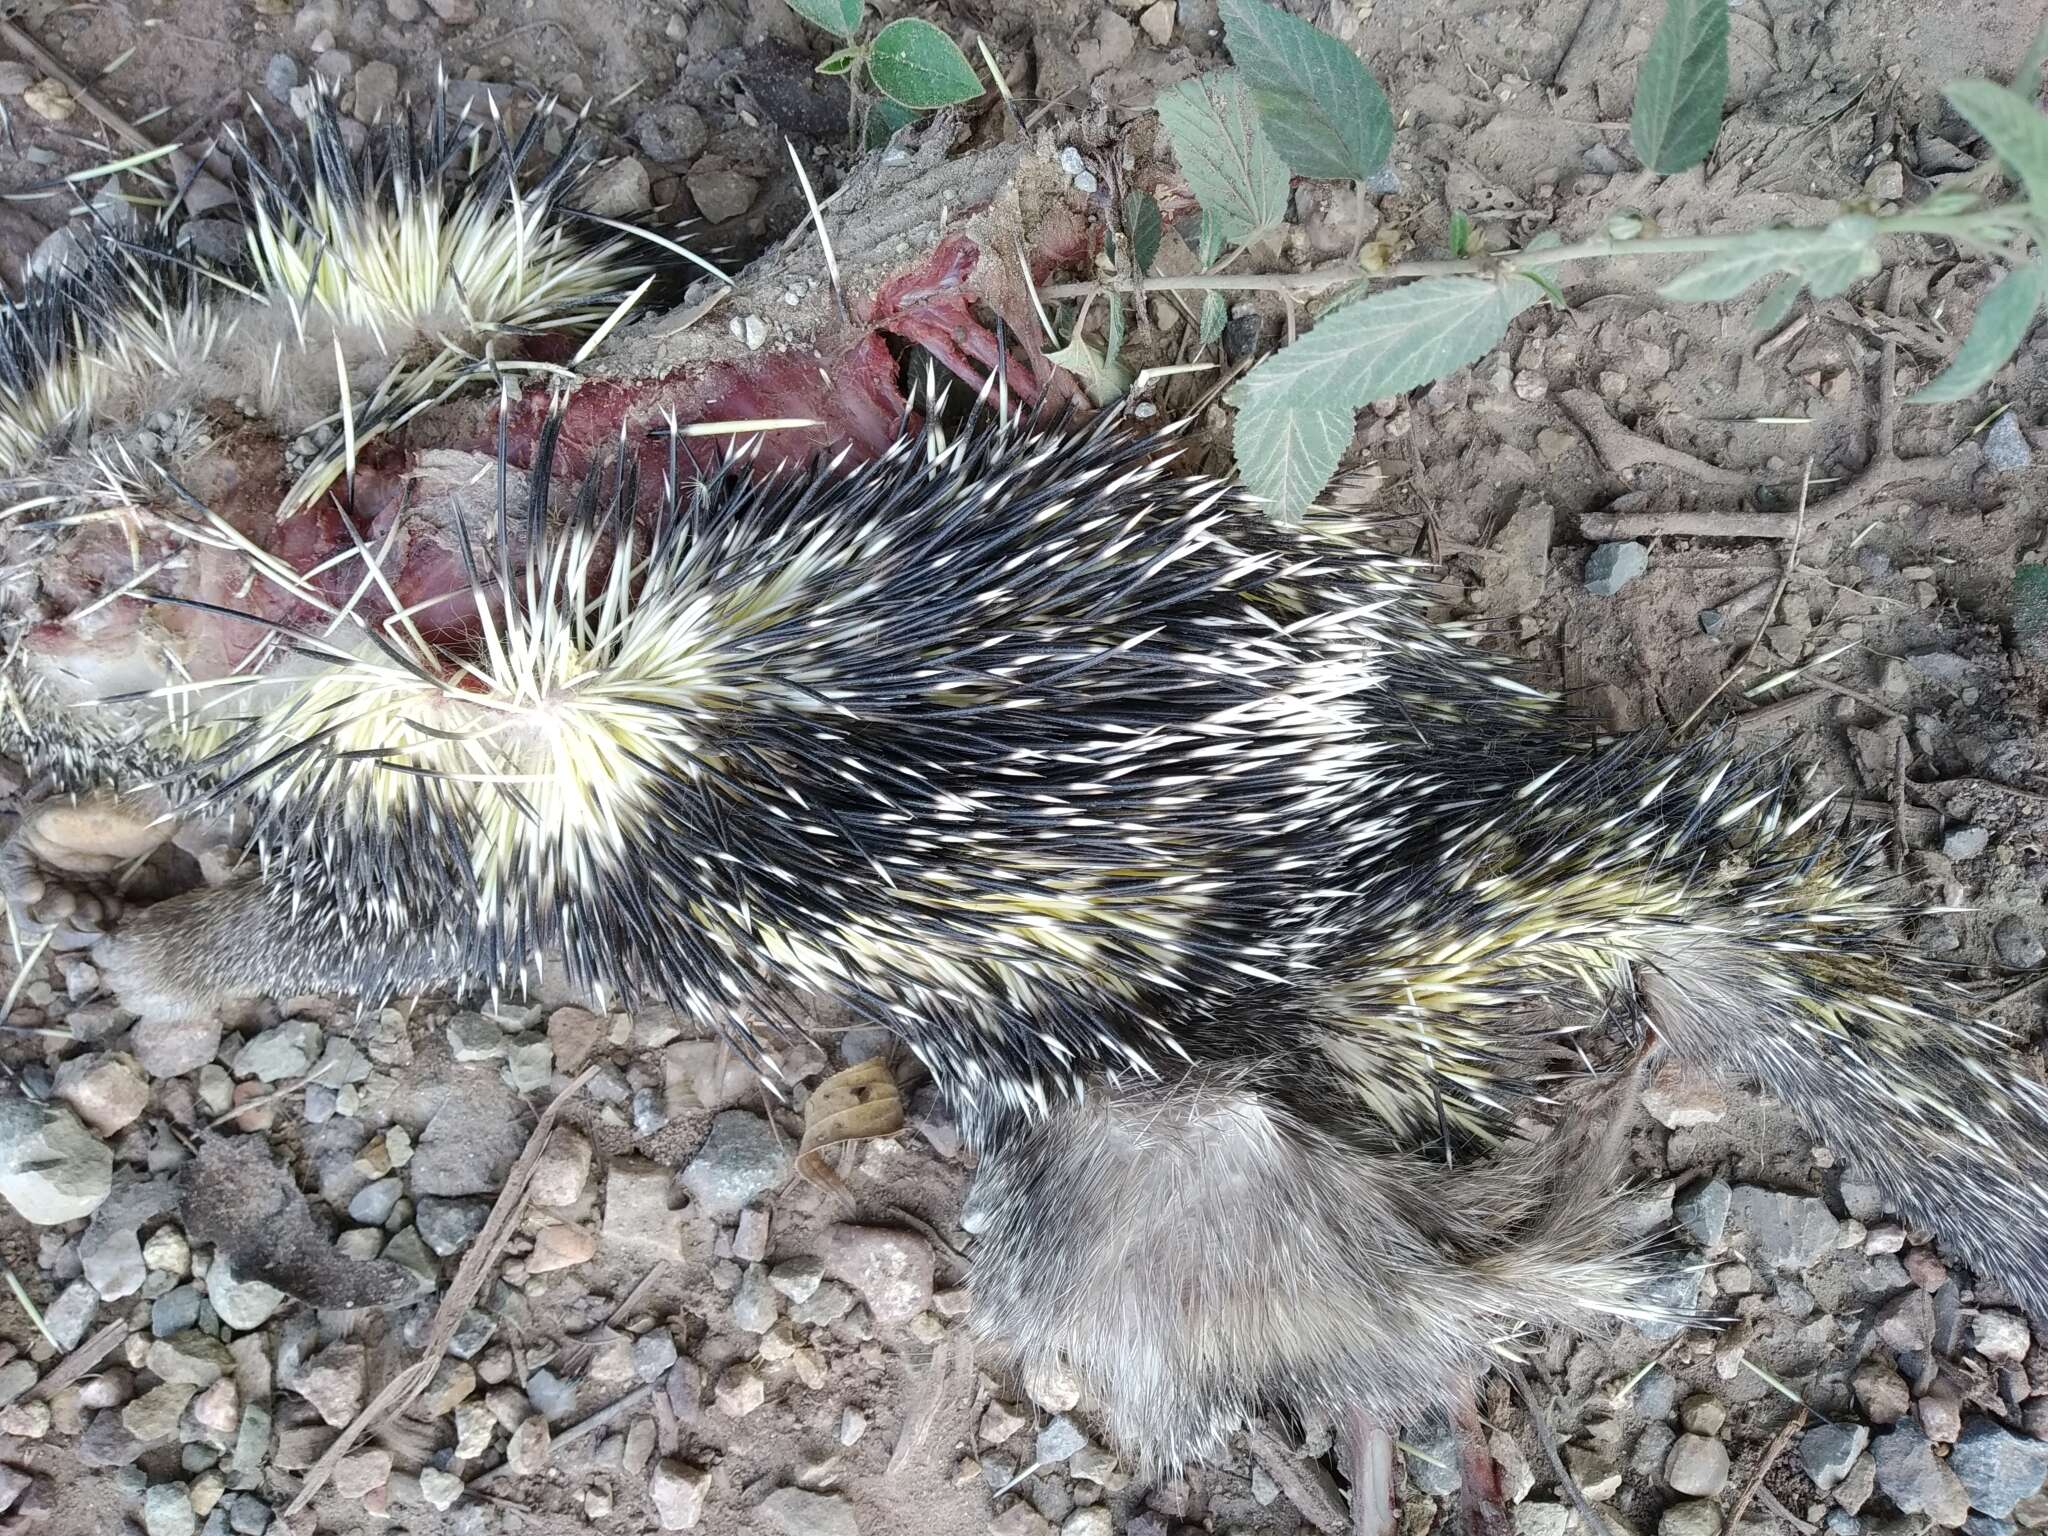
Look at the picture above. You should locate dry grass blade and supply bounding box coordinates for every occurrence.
[29,1318,128,1399]
[284,1065,597,1514]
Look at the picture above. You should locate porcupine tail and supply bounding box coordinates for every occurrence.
[1323,725,2048,1320]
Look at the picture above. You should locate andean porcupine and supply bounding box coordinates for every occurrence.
[3,80,2046,1486]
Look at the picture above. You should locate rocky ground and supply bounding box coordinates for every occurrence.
[1,0,2047,1535]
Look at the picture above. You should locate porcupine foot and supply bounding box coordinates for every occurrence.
[1,789,175,954]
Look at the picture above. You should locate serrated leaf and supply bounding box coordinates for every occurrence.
[1947,80,2048,205]
[1910,262,2045,403]
[783,0,861,40]
[1659,217,1879,302]
[1750,276,1801,334]
[1199,290,1228,346]
[868,18,982,109]
[1229,276,1544,417]
[1233,396,1352,520]
[816,48,860,76]
[1123,191,1163,274]
[1629,0,1728,174]
[1218,0,1392,181]
[1198,208,1226,267]
[1046,330,1133,406]
[1156,71,1290,247]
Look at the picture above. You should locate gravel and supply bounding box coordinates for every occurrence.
[1584,541,1648,596]
[0,1098,111,1224]
[1949,1418,2048,1517]
[680,1112,791,1217]
[1665,1434,1730,1497]
[1727,1186,1839,1272]
[1801,1424,1871,1491]
[1874,1423,1970,1524]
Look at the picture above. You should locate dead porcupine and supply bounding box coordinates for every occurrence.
[2,86,2047,1486]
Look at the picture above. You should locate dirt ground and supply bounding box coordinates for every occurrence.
[0,0,2046,1535]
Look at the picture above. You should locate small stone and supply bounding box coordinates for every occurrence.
[149,1331,232,1386]
[131,1017,224,1079]
[1680,1397,1726,1436]
[144,1226,191,1275]
[0,1467,29,1511]
[1852,1360,1912,1425]
[232,1021,317,1082]
[980,1399,1028,1444]
[1949,1418,2048,1518]
[528,1222,597,1273]
[633,1329,679,1382]
[454,1402,494,1457]
[0,1400,49,1438]
[44,1280,97,1350]
[733,1265,779,1333]
[506,1415,551,1474]
[687,164,759,225]
[792,1281,854,1326]
[1942,826,1991,861]
[1877,1287,1935,1352]
[1972,1310,2033,1363]
[1515,1506,1570,1536]
[1675,1179,1733,1248]
[122,1381,197,1442]
[227,1495,269,1536]
[206,1258,284,1331]
[582,156,651,218]
[759,1488,858,1536]
[603,1158,687,1255]
[1037,1415,1088,1465]
[0,1098,111,1223]
[1138,0,1173,44]
[1874,1423,1970,1525]
[681,1112,791,1217]
[418,1466,464,1511]
[504,1040,553,1093]
[1584,541,1649,597]
[735,1206,770,1262]
[22,78,75,121]
[1863,162,1907,201]
[296,1345,366,1427]
[1728,1186,1839,1272]
[1992,919,2046,972]
[1666,1434,1731,1496]
[1801,1424,1870,1491]
[352,60,397,122]
[82,1224,146,1300]
[1657,1501,1722,1536]
[826,1224,933,1325]
[189,1378,239,1436]
[633,101,708,162]
[446,1012,504,1062]
[348,1178,402,1225]
[770,1256,825,1302]
[416,1197,491,1256]
[713,1363,764,1417]
[53,1053,148,1135]
[546,1007,605,1074]
[332,1450,391,1499]
[649,1460,711,1530]
[524,1369,577,1421]
[0,1361,33,1406]
[1986,412,2033,472]
[424,1360,476,1414]
[144,1483,197,1536]
[1643,1065,1726,1129]
[1918,1384,1964,1446]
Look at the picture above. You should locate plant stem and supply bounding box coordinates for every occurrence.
[1036,208,2025,300]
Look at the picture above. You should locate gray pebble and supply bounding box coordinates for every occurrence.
[1584,541,1649,597]
[152,1285,202,1339]
[1801,1424,1871,1491]
[1874,1423,1969,1523]
[1949,1418,2048,1518]
[1992,917,2046,971]
[1986,412,2033,472]
[347,1178,402,1226]
[1675,1178,1731,1248]
[1942,825,1991,860]
[633,1329,679,1383]
[681,1112,791,1217]
[414,1197,490,1257]
[524,1368,577,1421]
[262,54,299,102]
[1728,1186,1839,1272]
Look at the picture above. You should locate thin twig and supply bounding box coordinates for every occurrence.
[469,1383,653,1489]
[285,1068,597,1515]
[1726,1409,1806,1530]
[29,1318,128,1398]
[1559,391,1757,490]
[1677,461,1810,737]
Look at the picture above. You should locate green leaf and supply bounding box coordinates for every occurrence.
[1233,396,1352,520]
[2014,562,2048,663]
[816,48,860,76]
[1156,71,1290,247]
[1659,217,1880,302]
[862,96,920,149]
[1629,0,1728,174]
[1105,292,1127,369]
[1910,262,2045,403]
[783,0,861,41]
[1749,276,1801,334]
[868,18,982,109]
[1449,209,1471,258]
[1199,291,1228,346]
[1947,81,2048,205]
[1217,0,1392,181]
[2019,19,2048,93]
[1229,276,1545,417]
[1123,191,1163,274]
[1045,330,1133,406]
[1197,209,1226,267]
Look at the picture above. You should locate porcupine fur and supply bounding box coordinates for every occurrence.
[4,87,2048,1482]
